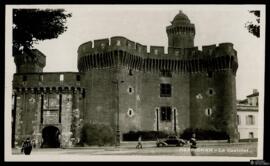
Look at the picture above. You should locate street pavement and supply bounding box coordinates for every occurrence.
[12,141,257,157]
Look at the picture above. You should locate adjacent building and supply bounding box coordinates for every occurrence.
[237,89,259,140]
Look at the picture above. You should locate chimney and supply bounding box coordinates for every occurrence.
[253,89,258,94]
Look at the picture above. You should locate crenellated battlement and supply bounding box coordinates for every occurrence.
[78,36,237,59]
[77,37,238,74]
[13,72,82,89]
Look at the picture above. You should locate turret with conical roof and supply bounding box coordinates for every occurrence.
[166,10,195,48]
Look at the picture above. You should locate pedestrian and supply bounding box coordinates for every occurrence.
[21,137,33,155]
[190,133,197,156]
[31,139,36,148]
[136,135,143,149]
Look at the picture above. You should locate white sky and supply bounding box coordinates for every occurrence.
[6,5,265,100]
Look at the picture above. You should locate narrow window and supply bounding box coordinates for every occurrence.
[205,108,212,116]
[101,43,105,49]
[249,132,254,139]
[246,115,254,125]
[39,75,43,82]
[207,71,213,78]
[237,115,241,125]
[160,106,172,121]
[76,75,80,81]
[127,108,134,117]
[60,74,64,82]
[22,75,27,81]
[116,40,121,46]
[160,84,171,97]
[127,86,134,94]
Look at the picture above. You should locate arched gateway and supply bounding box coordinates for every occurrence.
[41,126,61,148]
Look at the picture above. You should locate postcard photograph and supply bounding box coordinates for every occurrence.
[4,4,266,162]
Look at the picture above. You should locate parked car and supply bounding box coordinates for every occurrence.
[156,135,186,147]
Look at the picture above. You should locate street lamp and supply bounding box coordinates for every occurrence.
[112,80,124,147]
[112,51,125,147]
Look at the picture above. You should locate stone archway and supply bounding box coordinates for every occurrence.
[41,126,60,148]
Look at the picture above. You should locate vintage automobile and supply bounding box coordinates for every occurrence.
[156,135,186,147]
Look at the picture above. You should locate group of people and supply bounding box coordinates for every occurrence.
[20,133,197,156]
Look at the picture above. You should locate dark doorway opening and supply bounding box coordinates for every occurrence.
[41,126,60,148]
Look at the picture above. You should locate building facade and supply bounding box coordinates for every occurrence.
[12,11,239,148]
[237,89,259,140]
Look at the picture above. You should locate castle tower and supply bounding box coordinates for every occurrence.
[166,10,195,48]
[13,49,46,73]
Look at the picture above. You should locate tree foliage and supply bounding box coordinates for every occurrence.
[80,123,115,146]
[245,10,260,38]
[13,9,71,55]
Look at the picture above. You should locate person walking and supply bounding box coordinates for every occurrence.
[21,137,33,155]
[136,135,143,149]
[190,133,197,156]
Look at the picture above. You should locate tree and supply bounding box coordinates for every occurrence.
[245,10,260,38]
[13,9,72,56]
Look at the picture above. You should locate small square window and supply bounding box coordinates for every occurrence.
[160,84,171,97]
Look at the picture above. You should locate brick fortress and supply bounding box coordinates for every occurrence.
[12,11,239,148]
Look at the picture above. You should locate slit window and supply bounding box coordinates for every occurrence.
[205,108,212,116]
